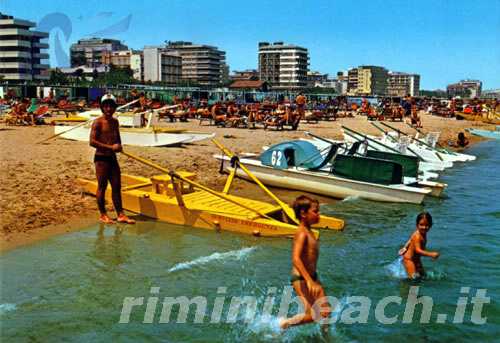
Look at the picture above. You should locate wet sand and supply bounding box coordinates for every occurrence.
[0,114,490,252]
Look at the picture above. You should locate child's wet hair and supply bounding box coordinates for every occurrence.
[293,195,319,220]
[416,212,433,227]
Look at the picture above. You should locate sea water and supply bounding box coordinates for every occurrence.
[1,141,499,342]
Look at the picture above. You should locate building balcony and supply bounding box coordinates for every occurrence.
[0,40,32,48]
[32,42,49,49]
[33,52,49,59]
[0,61,32,69]
[1,73,32,80]
[0,51,31,58]
[0,28,32,36]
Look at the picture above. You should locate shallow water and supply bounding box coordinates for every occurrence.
[1,141,499,342]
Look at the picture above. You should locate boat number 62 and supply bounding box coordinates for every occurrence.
[271,151,282,166]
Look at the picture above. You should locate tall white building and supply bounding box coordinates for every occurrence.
[143,46,182,85]
[258,42,309,89]
[0,13,49,82]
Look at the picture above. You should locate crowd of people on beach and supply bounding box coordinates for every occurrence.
[1,85,498,133]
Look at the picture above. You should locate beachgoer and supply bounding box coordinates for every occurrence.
[296,93,307,118]
[89,94,135,225]
[399,212,439,279]
[457,132,469,148]
[280,196,331,332]
[410,105,422,128]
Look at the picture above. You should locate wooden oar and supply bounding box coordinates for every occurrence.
[120,150,275,221]
[212,139,299,225]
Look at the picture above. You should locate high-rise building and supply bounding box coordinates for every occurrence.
[347,65,388,96]
[447,80,482,98]
[143,46,182,85]
[70,38,128,68]
[164,41,226,86]
[0,13,49,82]
[388,72,420,97]
[258,42,309,89]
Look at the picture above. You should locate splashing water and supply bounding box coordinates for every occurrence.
[168,247,256,273]
[242,295,350,342]
[385,257,446,281]
[246,314,282,340]
[386,257,408,279]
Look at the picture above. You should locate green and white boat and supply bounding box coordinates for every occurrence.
[215,140,431,204]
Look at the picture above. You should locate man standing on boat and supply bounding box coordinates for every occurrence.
[89,94,135,225]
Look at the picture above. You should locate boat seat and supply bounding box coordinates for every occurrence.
[181,190,282,219]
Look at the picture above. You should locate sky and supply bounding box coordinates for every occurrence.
[2,0,499,89]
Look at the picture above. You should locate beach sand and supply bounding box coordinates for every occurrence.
[0,114,490,252]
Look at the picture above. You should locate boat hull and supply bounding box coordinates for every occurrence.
[217,156,429,204]
[466,128,500,140]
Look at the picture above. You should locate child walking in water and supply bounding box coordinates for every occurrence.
[399,212,440,279]
[280,195,331,332]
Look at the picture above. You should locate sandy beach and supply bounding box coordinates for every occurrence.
[0,114,490,252]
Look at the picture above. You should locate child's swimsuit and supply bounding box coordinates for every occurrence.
[290,272,318,284]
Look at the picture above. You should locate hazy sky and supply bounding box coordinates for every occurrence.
[3,0,499,89]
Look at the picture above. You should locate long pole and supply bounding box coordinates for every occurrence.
[212,139,299,225]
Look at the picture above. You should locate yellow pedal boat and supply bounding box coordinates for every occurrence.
[77,172,344,238]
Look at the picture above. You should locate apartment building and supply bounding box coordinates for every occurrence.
[387,72,420,97]
[0,13,49,81]
[165,41,226,86]
[258,42,309,89]
[447,79,482,98]
[348,65,388,96]
[101,49,144,81]
[143,46,182,85]
[70,38,128,68]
